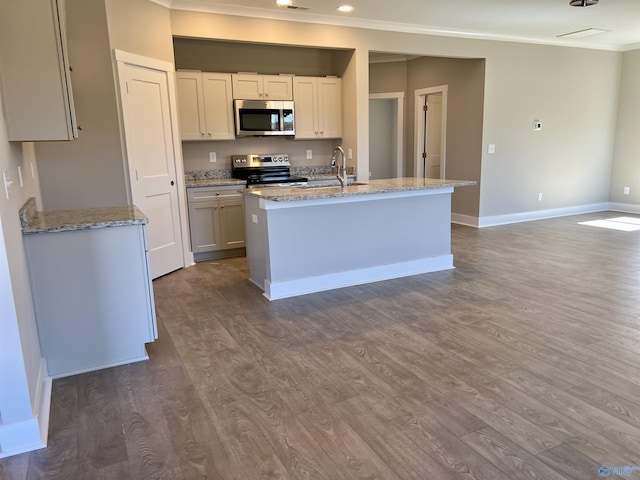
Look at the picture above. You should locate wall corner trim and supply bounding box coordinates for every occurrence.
[0,361,51,459]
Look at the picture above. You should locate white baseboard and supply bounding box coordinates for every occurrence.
[264,255,454,300]
[452,203,611,228]
[608,202,640,214]
[0,360,51,459]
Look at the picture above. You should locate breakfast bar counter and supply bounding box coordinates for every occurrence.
[242,177,475,300]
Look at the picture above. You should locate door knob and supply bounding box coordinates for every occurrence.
[170,180,175,186]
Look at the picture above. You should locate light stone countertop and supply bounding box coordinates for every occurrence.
[242,177,476,202]
[184,174,345,189]
[20,197,148,235]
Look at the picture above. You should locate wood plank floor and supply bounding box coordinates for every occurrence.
[3,212,640,479]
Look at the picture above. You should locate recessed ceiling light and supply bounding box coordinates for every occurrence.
[276,0,292,6]
[337,5,354,12]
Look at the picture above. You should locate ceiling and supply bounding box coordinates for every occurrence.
[158,0,640,51]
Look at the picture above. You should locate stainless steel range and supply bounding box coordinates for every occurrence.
[231,153,307,188]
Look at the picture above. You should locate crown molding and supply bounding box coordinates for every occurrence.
[151,0,625,52]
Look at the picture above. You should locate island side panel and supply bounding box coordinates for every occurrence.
[259,190,454,299]
[243,194,270,291]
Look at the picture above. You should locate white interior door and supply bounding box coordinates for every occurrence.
[415,85,447,179]
[118,61,184,279]
[426,93,443,178]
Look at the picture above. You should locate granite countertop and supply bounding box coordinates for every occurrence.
[20,197,148,235]
[184,174,347,188]
[242,177,476,202]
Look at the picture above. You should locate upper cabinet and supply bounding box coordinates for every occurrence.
[0,0,78,141]
[232,74,293,101]
[176,71,234,141]
[293,76,342,140]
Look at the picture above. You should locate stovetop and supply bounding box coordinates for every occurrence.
[232,153,307,187]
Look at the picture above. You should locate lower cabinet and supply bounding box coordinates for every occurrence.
[187,186,246,260]
[24,224,157,378]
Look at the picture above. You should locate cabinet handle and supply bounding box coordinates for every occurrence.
[214,205,218,209]
[201,132,205,136]
[207,132,212,136]
[221,205,225,209]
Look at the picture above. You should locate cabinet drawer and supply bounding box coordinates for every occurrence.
[187,186,243,202]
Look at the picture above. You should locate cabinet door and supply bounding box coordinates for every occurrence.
[202,73,235,140]
[262,75,293,100]
[176,72,206,140]
[318,77,342,139]
[232,74,264,100]
[0,0,77,141]
[188,201,221,252]
[219,197,246,249]
[293,77,319,139]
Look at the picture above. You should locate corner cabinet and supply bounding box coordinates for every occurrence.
[293,76,342,139]
[0,0,78,141]
[176,71,235,141]
[231,74,293,100]
[187,186,246,261]
[24,223,157,378]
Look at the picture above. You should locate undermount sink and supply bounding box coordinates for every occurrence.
[300,182,368,190]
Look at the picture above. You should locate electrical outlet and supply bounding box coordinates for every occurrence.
[624,186,630,195]
[537,192,543,201]
[209,152,217,163]
[306,149,312,160]
[348,148,353,160]
[487,144,496,154]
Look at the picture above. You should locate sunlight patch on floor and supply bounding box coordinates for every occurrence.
[578,216,640,232]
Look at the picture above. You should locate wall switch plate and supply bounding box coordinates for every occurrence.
[348,148,353,159]
[3,171,13,200]
[306,149,312,160]
[209,152,217,163]
[533,121,542,131]
[251,214,258,224]
[537,192,543,201]
[624,186,630,195]
[487,144,496,154]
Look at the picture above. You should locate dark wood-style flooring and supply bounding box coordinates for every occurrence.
[3,212,640,479]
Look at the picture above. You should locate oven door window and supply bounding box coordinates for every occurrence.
[239,109,281,132]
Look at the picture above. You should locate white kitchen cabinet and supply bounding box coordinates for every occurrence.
[293,76,342,139]
[187,186,246,260]
[0,0,78,141]
[176,71,235,140]
[232,74,293,100]
[24,223,157,378]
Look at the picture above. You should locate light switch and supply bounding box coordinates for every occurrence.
[306,149,312,160]
[487,144,496,154]
[209,152,217,163]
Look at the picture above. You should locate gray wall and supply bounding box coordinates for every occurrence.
[611,48,640,205]
[35,0,175,211]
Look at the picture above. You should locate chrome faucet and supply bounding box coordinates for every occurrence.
[331,146,347,187]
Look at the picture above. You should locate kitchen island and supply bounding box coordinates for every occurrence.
[242,177,475,300]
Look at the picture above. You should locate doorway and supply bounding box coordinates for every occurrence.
[369,93,404,179]
[415,85,448,179]
[115,50,190,279]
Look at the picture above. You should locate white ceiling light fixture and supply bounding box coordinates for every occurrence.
[569,0,599,6]
[337,5,354,12]
[276,0,292,6]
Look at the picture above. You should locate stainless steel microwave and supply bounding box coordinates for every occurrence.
[234,100,295,137]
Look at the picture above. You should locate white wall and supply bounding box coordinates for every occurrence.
[0,105,49,456]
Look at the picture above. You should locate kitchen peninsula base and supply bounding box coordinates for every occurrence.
[242,178,474,300]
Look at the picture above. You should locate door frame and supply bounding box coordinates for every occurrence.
[113,49,194,270]
[414,85,448,179]
[369,92,404,178]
